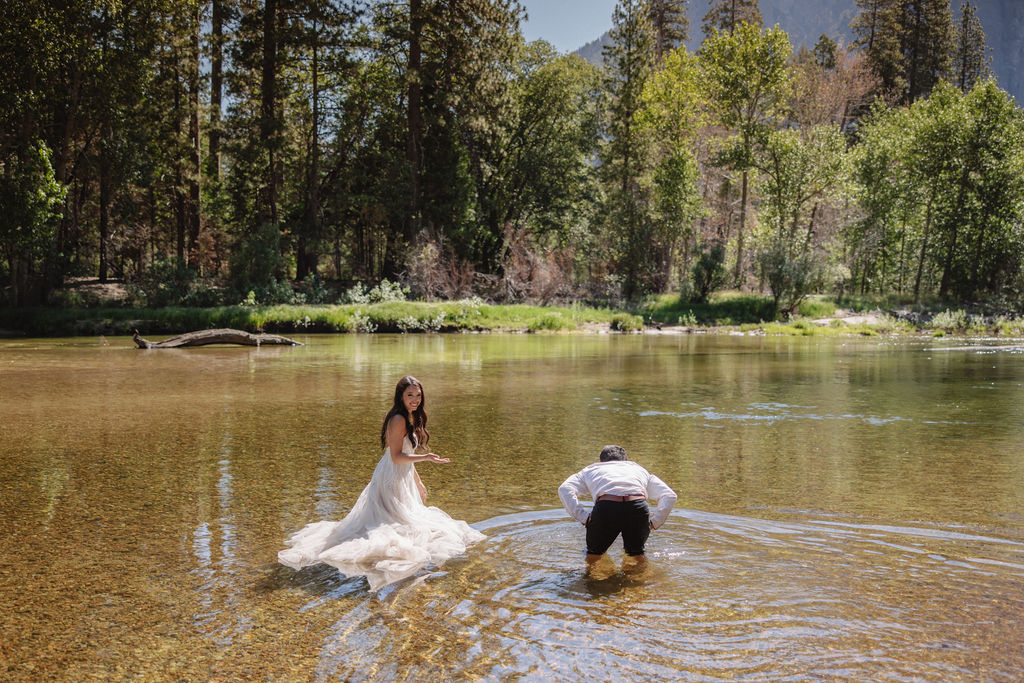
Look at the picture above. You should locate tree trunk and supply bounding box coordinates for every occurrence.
[969,209,989,296]
[298,11,321,281]
[133,328,303,348]
[939,168,970,298]
[897,217,907,293]
[54,52,83,287]
[802,202,819,254]
[175,163,186,263]
[653,0,665,62]
[406,0,423,243]
[914,188,936,302]
[735,168,748,286]
[261,0,279,225]
[905,4,922,100]
[188,1,202,270]
[173,40,186,263]
[208,0,224,183]
[98,147,111,283]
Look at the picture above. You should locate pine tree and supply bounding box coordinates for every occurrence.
[951,1,992,94]
[701,0,762,39]
[648,0,689,62]
[288,0,360,281]
[425,0,525,270]
[207,0,232,185]
[902,0,953,102]
[602,0,657,298]
[851,0,904,97]
[813,34,837,70]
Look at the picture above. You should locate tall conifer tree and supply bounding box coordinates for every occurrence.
[951,1,992,93]
[648,0,689,62]
[902,0,953,102]
[701,0,762,39]
[851,0,904,97]
[603,0,657,298]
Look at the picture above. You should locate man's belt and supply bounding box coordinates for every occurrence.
[596,494,646,502]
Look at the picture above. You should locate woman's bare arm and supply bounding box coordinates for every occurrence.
[386,415,450,464]
[413,467,428,502]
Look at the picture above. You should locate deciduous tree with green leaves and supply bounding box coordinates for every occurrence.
[753,124,850,314]
[638,46,706,292]
[699,21,791,286]
[933,80,1024,299]
[848,101,918,295]
[0,142,67,305]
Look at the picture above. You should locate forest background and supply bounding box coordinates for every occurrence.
[2,0,1023,333]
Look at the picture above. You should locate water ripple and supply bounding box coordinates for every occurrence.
[622,402,971,427]
[303,508,1024,681]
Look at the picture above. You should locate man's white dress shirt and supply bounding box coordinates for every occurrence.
[558,460,678,529]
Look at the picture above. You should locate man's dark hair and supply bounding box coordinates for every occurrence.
[599,445,628,462]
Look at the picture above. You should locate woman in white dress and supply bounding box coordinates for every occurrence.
[278,376,485,590]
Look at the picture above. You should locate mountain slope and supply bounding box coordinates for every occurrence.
[571,0,1021,104]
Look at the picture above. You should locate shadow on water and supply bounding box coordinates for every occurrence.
[257,563,368,601]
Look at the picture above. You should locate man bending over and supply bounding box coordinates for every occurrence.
[558,445,677,564]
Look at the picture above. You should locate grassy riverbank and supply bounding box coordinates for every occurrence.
[645,292,1024,337]
[0,299,645,337]
[2,291,1022,338]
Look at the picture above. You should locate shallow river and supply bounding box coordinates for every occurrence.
[2,333,1023,680]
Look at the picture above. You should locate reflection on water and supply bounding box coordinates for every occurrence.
[1,334,1024,679]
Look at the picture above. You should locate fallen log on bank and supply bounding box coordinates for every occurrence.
[132,328,303,349]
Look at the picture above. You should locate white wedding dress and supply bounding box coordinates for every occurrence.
[278,437,485,590]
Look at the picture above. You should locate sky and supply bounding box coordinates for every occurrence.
[519,0,619,54]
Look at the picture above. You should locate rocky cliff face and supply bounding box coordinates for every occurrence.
[685,0,857,51]
[974,0,1024,104]
[573,0,1022,105]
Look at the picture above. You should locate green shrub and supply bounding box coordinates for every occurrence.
[248,279,298,305]
[992,315,1024,335]
[755,240,822,316]
[528,313,570,331]
[295,274,334,304]
[347,309,377,333]
[396,315,421,333]
[47,289,102,308]
[797,297,837,318]
[690,243,727,303]
[929,309,968,331]
[127,258,223,308]
[610,312,643,331]
[678,310,698,327]
[344,279,408,304]
[644,291,776,326]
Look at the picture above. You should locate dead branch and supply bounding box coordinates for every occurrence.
[132,328,303,349]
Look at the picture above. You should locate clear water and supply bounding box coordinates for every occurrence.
[2,333,1023,680]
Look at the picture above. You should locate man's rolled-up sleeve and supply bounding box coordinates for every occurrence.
[646,474,678,529]
[558,472,590,525]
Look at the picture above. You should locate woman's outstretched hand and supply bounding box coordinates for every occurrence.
[423,452,450,464]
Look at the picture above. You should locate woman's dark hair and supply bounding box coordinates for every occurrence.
[380,375,430,449]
